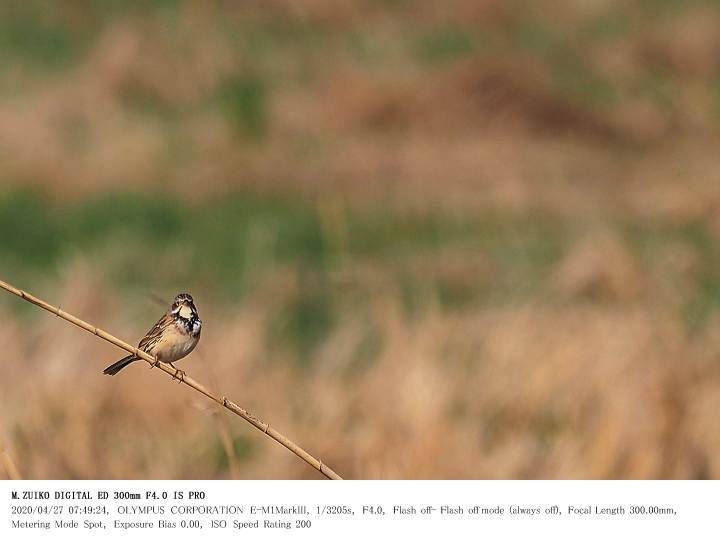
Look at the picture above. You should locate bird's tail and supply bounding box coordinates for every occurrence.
[103,354,139,376]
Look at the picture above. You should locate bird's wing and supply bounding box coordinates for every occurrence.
[138,312,174,353]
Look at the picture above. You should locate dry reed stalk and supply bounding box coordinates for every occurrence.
[213,409,241,480]
[0,437,21,480]
[0,278,342,480]
[203,352,241,479]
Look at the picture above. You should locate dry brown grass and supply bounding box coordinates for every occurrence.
[2,1,719,212]
[0,278,341,480]
[2,258,720,479]
[2,1,720,480]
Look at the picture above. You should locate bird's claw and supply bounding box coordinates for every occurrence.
[169,363,185,383]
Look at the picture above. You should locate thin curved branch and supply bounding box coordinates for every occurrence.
[0,278,342,480]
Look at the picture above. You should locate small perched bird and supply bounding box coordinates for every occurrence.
[103,293,202,376]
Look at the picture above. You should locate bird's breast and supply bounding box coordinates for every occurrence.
[151,323,199,363]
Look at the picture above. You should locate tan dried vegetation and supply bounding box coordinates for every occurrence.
[2,1,720,479]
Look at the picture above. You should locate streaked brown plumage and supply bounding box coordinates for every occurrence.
[103,293,202,376]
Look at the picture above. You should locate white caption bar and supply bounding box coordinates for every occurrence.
[1,480,716,541]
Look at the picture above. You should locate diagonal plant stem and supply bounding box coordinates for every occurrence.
[0,278,342,480]
[0,437,21,480]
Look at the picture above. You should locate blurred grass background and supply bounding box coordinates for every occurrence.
[2,0,720,479]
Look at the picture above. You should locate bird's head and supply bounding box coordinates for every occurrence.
[171,293,198,320]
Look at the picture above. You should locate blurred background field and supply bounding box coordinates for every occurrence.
[2,0,720,479]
